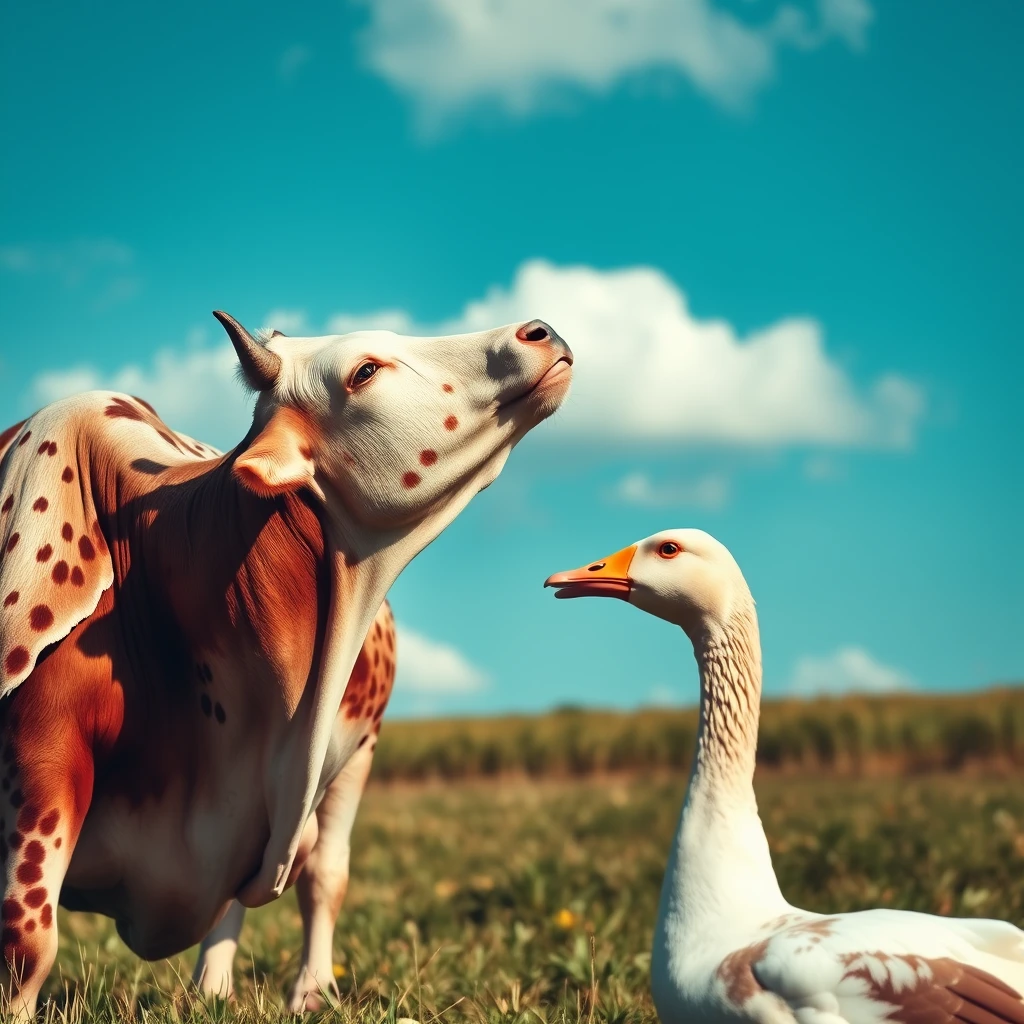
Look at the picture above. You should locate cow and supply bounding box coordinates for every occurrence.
[193,599,397,1011]
[0,312,572,1016]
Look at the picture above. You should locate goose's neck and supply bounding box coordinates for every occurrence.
[655,600,784,963]
[691,602,762,797]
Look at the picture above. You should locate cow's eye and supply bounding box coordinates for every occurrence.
[658,541,681,558]
[350,362,380,388]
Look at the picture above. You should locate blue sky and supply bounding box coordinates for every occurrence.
[1,0,1021,716]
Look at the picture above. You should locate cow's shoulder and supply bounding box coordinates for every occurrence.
[0,393,220,696]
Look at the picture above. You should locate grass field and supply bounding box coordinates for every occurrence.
[370,688,1024,781]
[38,769,1024,1024]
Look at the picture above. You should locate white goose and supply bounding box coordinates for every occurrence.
[545,529,1024,1024]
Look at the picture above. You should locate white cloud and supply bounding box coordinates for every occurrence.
[278,44,312,81]
[263,308,310,334]
[356,0,873,125]
[789,646,914,696]
[395,624,489,693]
[0,239,134,280]
[614,470,730,509]
[0,239,140,310]
[439,260,923,448]
[26,259,922,453]
[31,342,251,451]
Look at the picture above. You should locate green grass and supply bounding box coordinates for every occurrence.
[36,770,1024,1023]
[370,687,1024,782]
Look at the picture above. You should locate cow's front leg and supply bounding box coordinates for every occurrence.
[0,722,93,1018]
[287,740,375,1013]
[192,900,246,1001]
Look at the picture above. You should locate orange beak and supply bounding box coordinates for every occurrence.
[543,544,637,601]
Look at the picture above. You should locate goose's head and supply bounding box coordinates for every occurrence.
[544,529,748,635]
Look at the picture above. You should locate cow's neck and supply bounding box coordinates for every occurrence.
[172,455,403,904]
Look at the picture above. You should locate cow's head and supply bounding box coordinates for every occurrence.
[215,312,571,554]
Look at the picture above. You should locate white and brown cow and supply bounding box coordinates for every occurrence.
[0,312,572,1015]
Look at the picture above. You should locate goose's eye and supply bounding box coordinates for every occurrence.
[350,362,380,388]
[658,542,681,559]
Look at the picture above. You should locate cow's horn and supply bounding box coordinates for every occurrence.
[213,310,282,391]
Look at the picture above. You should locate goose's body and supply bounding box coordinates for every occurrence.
[546,530,1024,1024]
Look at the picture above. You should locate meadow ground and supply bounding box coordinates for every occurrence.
[35,770,1024,1024]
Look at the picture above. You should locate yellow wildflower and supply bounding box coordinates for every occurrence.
[553,908,578,930]
[333,964,347,979]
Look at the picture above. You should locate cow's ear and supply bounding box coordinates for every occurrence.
[0,413,114,696]
[233,406,321,499]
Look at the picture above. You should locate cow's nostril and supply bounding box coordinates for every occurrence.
[516,321,551,343]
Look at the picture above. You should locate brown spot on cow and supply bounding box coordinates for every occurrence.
[24,919,35,933]
[133,396,157,415]
[29,605,54,632]
[6,533,20,554]
[3,592,18,608]
[419,449,438,466]
[1,495,12,514]
[17,862,42,885]
[36,544,53,563]
[32,497,48,513]
[1,899,24,922]
[52,561,69,585]
[79,535,96,561]
[23,889,46,910]
[61,522,74,542]
[92,520,108,553]
[0,422,26,451]
[70,567,85,587]
[17,432,31,447]
[37,440,57,457]
[38,809,59,836]
[53,838,61,849]
[442,383,454,393]
[39,904,52,928]
[444,415,459,430]
[402,471,421,488]
[62,466,74,483]
[4,648,28,676]
[105,398,143,420]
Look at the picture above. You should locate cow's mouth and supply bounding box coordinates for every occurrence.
[500,355,574,409]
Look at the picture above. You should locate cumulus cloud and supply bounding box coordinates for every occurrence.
[614,471,730,509]
[0,239,140,310]
[441,260,923,448]
[789,647,914,696]
[395,624,489,692]
[26,259,922,452]
[263,308,310,334]
[31,343,251,451]
[356,0,873,125]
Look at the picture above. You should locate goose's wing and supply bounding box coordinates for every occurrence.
[720,910,1024,1023]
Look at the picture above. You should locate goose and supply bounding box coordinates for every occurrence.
[545,529,1024,1024]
